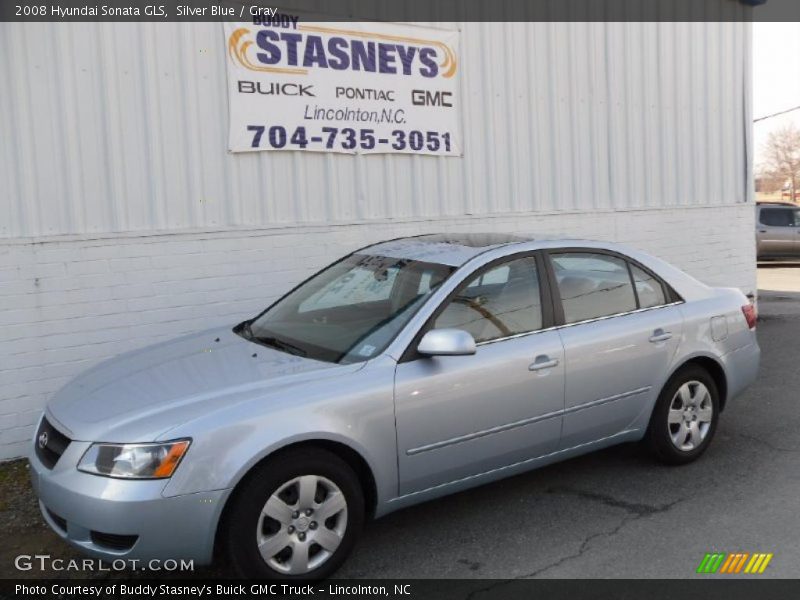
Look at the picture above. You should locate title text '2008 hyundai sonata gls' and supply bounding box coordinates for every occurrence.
[30,233,760,579]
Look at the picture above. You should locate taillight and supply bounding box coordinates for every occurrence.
[742,303,757,330]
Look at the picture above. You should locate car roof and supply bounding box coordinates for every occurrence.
[360,233,714,301]
[363,233,584,266]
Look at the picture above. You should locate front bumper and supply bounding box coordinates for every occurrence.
[30,438,227,565]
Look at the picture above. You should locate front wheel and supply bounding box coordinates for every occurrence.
[645,365,720,465]
[222,448,364,579]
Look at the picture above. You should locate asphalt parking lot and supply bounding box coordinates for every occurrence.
[1,266,798,580]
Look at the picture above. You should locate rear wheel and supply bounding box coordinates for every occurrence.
[646,365,720,465]
[222,448,364,579]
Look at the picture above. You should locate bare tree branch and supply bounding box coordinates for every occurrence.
[759,124,800,201]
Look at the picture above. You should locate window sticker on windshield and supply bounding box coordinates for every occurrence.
[358,344,376,357]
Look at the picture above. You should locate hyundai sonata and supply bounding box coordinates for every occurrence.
[30,233,760,578]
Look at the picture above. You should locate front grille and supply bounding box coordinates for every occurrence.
[34,417,71,469]
[90,531,139,551]
[45,507,67,532]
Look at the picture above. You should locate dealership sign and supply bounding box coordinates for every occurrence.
[224,17,461,155]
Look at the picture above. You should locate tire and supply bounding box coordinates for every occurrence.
[222,447,365,579]
[645,365,720,465]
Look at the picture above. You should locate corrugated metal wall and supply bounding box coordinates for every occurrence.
[0,17,751,239]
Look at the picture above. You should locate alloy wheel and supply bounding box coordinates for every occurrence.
[256,474,348,575]
[667,380,713,452]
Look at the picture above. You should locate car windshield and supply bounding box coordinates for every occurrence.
[240,253,455,364]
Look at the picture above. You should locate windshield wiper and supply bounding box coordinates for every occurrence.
[251,335,308,357]
[236,321,308,357]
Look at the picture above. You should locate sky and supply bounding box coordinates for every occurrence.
[752,22,800,168]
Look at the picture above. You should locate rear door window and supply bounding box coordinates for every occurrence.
[759,208,797,227]
[551,253,637,323]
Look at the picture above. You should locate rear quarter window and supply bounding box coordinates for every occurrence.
[630,264,667,309]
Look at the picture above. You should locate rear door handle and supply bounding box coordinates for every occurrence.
[529,356,559,371]
[649,329,672,343]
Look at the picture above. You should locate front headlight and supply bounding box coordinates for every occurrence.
[77,439,191,479]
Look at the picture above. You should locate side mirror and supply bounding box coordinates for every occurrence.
[417,329,477,357]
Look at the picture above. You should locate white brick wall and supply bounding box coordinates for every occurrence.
[0,204,756,459]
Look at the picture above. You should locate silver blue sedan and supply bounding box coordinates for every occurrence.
[30,233,760,579]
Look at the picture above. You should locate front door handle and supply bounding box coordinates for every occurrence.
[529,356,559,371]
[649,329,673,343]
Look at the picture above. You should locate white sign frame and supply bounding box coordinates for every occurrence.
[224,17,462,156]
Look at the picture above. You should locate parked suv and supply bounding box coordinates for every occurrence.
[757,202,800,260]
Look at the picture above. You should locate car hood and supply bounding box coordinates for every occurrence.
[46,326,362,442]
